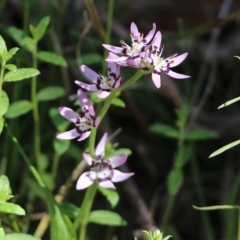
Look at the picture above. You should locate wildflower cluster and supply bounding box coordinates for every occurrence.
[57,22,189,190]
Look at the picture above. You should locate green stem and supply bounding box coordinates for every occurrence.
[161,195,175,230]
[31,44,42,175]
[238,208,240,240]
[51,153,60,184]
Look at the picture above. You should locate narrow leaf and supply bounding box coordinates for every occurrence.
[89,210,126,226]
[98,187,119,208]
[37,51,67,67]
[60,202,79,219]
[218,96,240,109]
[5,100,32,119]
[209,139,240,158]
[149,123,179,139]
[0,90,9,117]
[3,64,17,71]
[5,48,19,62]
[36,16,51,40]
[3,68,40,82]
[0,117,4,134]
[0,35,7,58]
[167,169,183,195]
[185,129,217,141]
[37,86,65,101]
[0,202,25,215]
[0,228,5,240]
[193,205,239,211]
[53,139,70,155]
[112,97,125,108]
[6,233,41,240]
[0,175,12,196]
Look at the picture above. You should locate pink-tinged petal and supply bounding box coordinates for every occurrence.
[94,117,100,127]
[165,70,190,79]
[76,172,94,190]
[99,180,116,189]
[107,61,120,76]
[152,31,162,50]
[97,91,110,99]
[95,133,108,157]
[58,107,78,123]
[109,154,127,168]
[130,22,140,40]
[127,57,141,67]
[83,153,93,166]
[81,65,99,83]
[145,23,156,43]
[102,44,123,54]
[75,81,98,91]
[77,89,95,116]
[57,128,80,139]
[111,170,134,182]
[106,55,128,63]
[77,131,91,141]
[151,71,161,88]
[170,53,188,67]
[114,78,121,89]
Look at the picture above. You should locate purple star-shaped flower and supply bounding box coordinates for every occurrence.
[103,22,156,67]
[76,133,134,190]
[75,61,122,98]
[147,31,190,88]
[57,89,99,141]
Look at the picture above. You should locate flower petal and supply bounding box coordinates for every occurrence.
[166,70,190,79]
[99,180,116,189]
[102,44,123,54]
[106,55,128,63]
[127,57,141,67]
[145,23,156,43]
[77,89,95,116]
[81,65,99,83]
[58,107,78,123]
[114,78,121,89]
[95,133,108,157]
[97,91,110,99]
[111,170,134,182]
[76,172,94,190]
[109,154,127,168]
[151,71,161,88]
[95,117,100,127]
[152,31,162,51]
[57,129,79,139]
[83,153,93,166]
[75,81,98,91]
[107,61,120,76]
[170,53,188,67]
[130,22,140,40]
[77,131,91,141]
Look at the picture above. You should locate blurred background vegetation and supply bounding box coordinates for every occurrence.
[0,0,240,239]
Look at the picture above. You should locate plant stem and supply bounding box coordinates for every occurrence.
[161,195,175,230]
[51,153,60,184]
[238,208,240,240]
[31,44,42,175]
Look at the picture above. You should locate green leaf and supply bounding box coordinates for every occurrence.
[218,96,240,109]
[174,144,192,169]
[0,117,4,135]
[175,104,189,129]
[167,169,183,195]
[98,187,119,208]
[3,64,17,71]
[185,129,217,141]
[7,27,34,53]
[0,35,7,60]
[3,68,40,82]
[37,51,67,67]
[113,148,132,156]
[49,108,67,132]
[6,233,41,240]
[5,47,19,62]
[36,16,51,40]
[0,202,25,215]
[209,139,240,158]
[37,86,65,101]
[0,227,5,240]
[53,139,70,155]
[0,175,13,203]
[5,100,32,119]
[112,97,125,108]
[82,53,102,65]
[0,90,9,117]
[89,210,126,226]
[60,202,79,219]
[29,24,37,39]
[149,124,179,139]
[193,205,239,211]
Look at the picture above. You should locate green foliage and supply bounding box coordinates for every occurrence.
[112,97,126,108]
[53,138,70,155]
[5,100,32,119]
[6,233,41,240]
[49,108,67,132]
[0,36,7,61]
[142,230,171,240]
[0,90,9,117]
[61,202,79,219]
[149,123,179,139]
[0,202,25,215]
[3,64,17,71]
[167,169,184,195]
[218,96,240,109]
[98,187,120,208]
[30,16,51,41]
[0,117,4,134]
[37,86,65,101]
[193,205,239,211]
[36,51,67,67]
[185,129,218,140]
[88,210,126,226]
[3,68,40,82]
[81,53,103,65]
